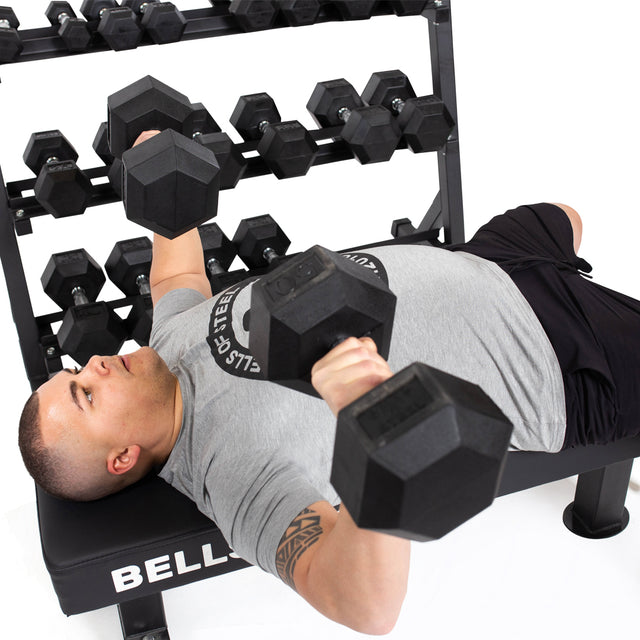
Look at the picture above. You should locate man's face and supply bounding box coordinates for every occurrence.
[37,347,177,455]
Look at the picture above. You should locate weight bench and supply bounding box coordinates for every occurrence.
[36,434,639,639]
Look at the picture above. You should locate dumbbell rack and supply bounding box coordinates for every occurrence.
[0,3,465,639]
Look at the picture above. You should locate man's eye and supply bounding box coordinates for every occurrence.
[84,389,92,403]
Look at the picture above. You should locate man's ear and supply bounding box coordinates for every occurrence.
[107,445,142,476]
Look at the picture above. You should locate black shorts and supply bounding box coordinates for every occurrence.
[448,203,640,449]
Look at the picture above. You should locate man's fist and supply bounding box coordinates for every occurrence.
[311,337,393,417]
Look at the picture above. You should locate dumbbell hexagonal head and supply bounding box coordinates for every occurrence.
[46,2,92,51]
[93,122,114,164]
[107,75,195,158]
[332,0,376,19]
[258,120,318,179]
[122,129,220,239]
[361,70,417,113]
[198,222,237,273]
[0,7,23,62]
[307,79,364,128]
[280,0,320,26]
[142,2,187,44]
[229,0,278,31]
[397,96,454,153]
[23,130,79,175]
[332,362,513,541]
[391,1,428,16]
[189,103,221,137]
[341,105,402,164]
[98,6,143,50]
[41,249,105,310]
[230,92,281,142]
[105,236,153,296]
[80,0,118,19]
[249,245,396,382]
[232,214,290,269]
[35,160,93,218]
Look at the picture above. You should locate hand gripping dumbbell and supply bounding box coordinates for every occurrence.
[121,0,187,44]
[230,92,318,179]
[80,0,143,51]
[42,249,127,365]
[249,245,513,541]
[232,214,291,270]
[361,70,455,153]
[46,2,92,52]
[23,131,93,218]
[0,7,22,62]
[307,78,402,164]
[107,75,221,238]
[198,223,247,295]
[105,237,154,346]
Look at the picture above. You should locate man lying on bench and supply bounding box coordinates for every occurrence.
[18,131,640,634]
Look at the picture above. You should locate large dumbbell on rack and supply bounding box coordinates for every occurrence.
[230,92,318,179]
[108,76,221,238]
[307,78,401,164]
[362,70,455,153]
[42,249,127,365]
[105,237,154,346]
[23,130,93,218]
[198,223,245,295]
[0,7,22,62]
[80,0,143,51]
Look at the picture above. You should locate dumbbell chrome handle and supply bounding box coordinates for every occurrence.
[0,19,10,29]
[206,257,225,276]
[263,247,279,264]
[391,97,406,114]
[337,107,351,123]
[136,274,151,296]
[71,286,89,306]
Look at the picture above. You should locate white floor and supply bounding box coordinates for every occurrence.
[2,2,640,638]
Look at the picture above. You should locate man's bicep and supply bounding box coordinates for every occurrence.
[275,500,338,591]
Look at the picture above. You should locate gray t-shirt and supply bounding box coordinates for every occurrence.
[153,244,565,579]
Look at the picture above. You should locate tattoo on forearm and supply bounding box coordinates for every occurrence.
[276,508,323,591]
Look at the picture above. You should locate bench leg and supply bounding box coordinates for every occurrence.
[563,459,634,538]
[118,593,170,640]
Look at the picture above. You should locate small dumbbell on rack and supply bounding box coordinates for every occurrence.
[121,0,187,45]
[232,215,291,270]
[23,130,93,219]
[230,92,318,179]
[46,2,92,52]
[42,249,127,365]
[307,78,402,164]
[198,223,247,295]
[0,6,22,62]
[80,0,143,51]
[107,75,221,238]
[362,70,455,153]
[105,237,154,346]
[92,121,124,198]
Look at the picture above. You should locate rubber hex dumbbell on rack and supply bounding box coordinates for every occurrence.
[42,249,127,365]
[105,237,154,346]
[322,0,376,20]
[80,0,143,51]
[23,130,93,218]
[227,0,278,32]
[361,70,455,153]
[279,0,320,26]
[107,76,221,238]
[45,2,92,52]
[0,7,23,62]
[230,93,318,179]
[195,132,247,190]
[121,0,187,44]
[249,245,513,541]
[198,223,247,295]
[307,78,402,164]
[92,121,125,198]
[232,215,291,270]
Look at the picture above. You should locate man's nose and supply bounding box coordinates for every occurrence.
[85,355,112,376]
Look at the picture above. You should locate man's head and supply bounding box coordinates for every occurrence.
[18,347,182,501]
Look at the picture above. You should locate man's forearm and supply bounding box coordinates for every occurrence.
[149,229,212,303]
[300,505,410,635]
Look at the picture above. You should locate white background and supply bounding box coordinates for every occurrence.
[1,1,639,638]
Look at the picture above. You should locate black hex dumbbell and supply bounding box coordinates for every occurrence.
[0,7,23,62]
[198,223,247,294]
[23,131,93,219]
[42,249,127,365]
[320,0,376,20]
[105,237,154,346]
[362,70,455,153]
[80,0,143,51]
[231,93,318,179]
[46,2,92,52]
[307,78,402,164]
[108,76,221,238]
[389,1,428,15]
[122,0,187,44]
[232,214,291,270]
[280,0,320,26]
